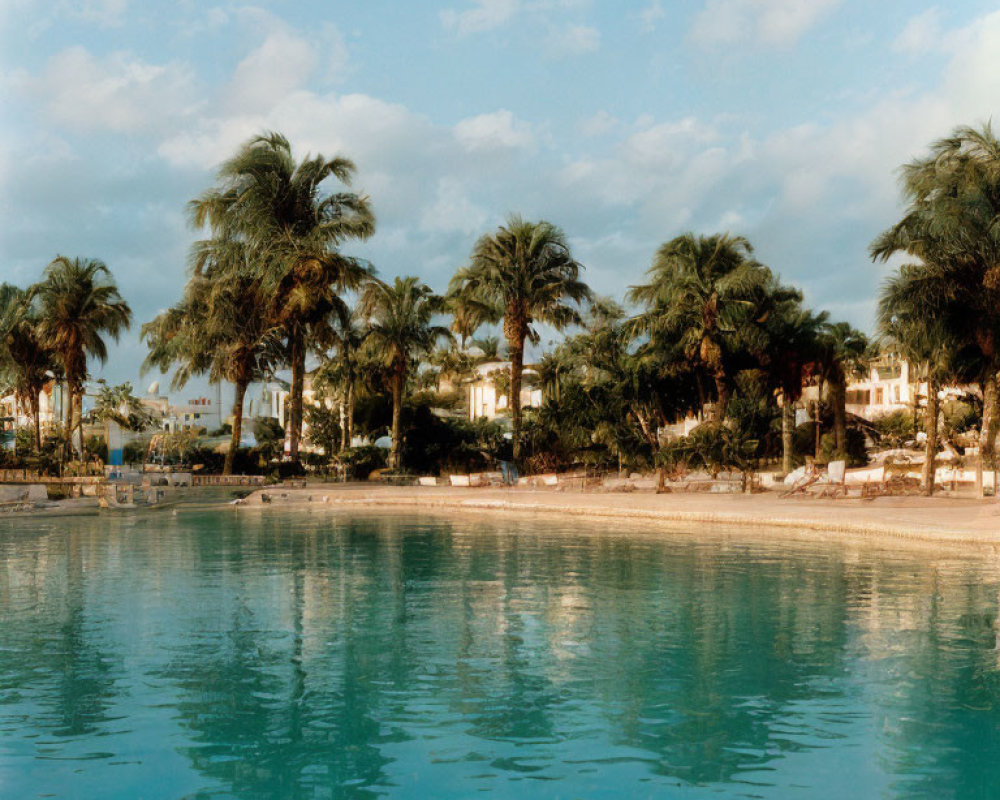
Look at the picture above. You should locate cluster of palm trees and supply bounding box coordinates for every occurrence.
[513,232,870,475]
[141,129,881,476]
[10,124,996,485]
[874,122,1000,495]
[0,257,131,459]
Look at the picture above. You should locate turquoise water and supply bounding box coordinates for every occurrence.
[2,511,1000,799]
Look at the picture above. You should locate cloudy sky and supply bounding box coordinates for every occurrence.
[2,0,999,385]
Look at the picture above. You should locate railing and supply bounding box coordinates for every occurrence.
[192,475,266,487]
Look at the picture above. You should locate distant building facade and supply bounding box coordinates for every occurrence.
[467,361,543,422]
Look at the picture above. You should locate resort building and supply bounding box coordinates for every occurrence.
[467,361,543,422]
[843,353,970,421]
[0,379,63,433]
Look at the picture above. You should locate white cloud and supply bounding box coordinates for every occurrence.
[454,109,534,152]
[689,0,843,47]
[892,8,949,56]
[19,46,198,133]
[65,0,129,27]
[578,110,619,137]
[420,177,489,235]
[547,23,600,55]
[227,29,319,113]
[441,0,520,35]
[639,0,665,33]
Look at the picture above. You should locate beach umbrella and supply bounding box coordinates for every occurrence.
[374,435,392,449]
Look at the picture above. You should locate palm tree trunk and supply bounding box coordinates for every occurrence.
[831,376,847,454]
[288,330,305,462]
[509,340,525,462]
[31,390,41,451]
[922,377,939,496]
[339,398,347,452]
[346,378,355,450]
[390,369,403,471]
[978,375,998,497]
[223,378,248,476]
[813,380,823,461]
[63,381,74,463]
[712,369,728,423]
[781,394,794,475]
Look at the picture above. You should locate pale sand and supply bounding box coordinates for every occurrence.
[237,483,1000,549]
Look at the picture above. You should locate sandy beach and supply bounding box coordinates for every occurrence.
[232,483,1000,549]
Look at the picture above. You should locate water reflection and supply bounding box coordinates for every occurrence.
[2,512,1000,798]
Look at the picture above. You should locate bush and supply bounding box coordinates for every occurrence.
[872,410,916,448]
[209,423,232,436]
[84,434,108,463]
[253,417,285,460]
[304,404,341,457]
[819,430,868,467]
[942,400,979,436]
[658,422,757,479]
[123,440,146,466]
[338,445,386,480]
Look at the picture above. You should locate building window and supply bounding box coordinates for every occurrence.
[874,388,884,404]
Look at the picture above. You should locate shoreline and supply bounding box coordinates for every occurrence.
[234,483,1000,550]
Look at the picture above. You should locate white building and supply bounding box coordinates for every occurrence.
[468,361,543,421]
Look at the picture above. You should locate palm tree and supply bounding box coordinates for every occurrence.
[358,276,450,471]
[143,241,283,475]
[0,284,55,449]
[816,321,870,458]
[450,215,591,460]
[762,302,826,474]
[189,131,375,463]
[878,263,965,495]
[314,302,370,452]
[628,233,781,422]
[871,122,1000,492]
[33,257,131,458]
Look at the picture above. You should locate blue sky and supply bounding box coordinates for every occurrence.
[2,0,1000,386]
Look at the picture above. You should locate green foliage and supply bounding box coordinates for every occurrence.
[253,417,285,460]
[91,380,156,431]
[122,440,146,466]
[153,429,201,465]
[658,422,758,479]
[14,427,34,459]
[84,434,108,463]
[819,430,869,467]
[872,410,916,448]
[338,445,386,480]
[304,403,341,457]
[942,400,979,436]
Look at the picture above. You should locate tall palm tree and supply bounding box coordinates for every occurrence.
[450,215,591,460]
[762,301,826,474]
[189,131,375,463]
[358,276,450,471]
[0,284,55,449]
[878,263,964,495]
[628,233,782,422]
[314,301,370,452]
[816,321,870,457]
[33,257,131,458]
[871,122,1000,492]
[143,241,283,475]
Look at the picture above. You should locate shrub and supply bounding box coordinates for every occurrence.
[339,445,386,480]
[872,410,916,448]
[84,434,108,463]
[123,440,146,466]
[658,422,757,480]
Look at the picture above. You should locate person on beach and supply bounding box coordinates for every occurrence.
[497,436,518,486]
